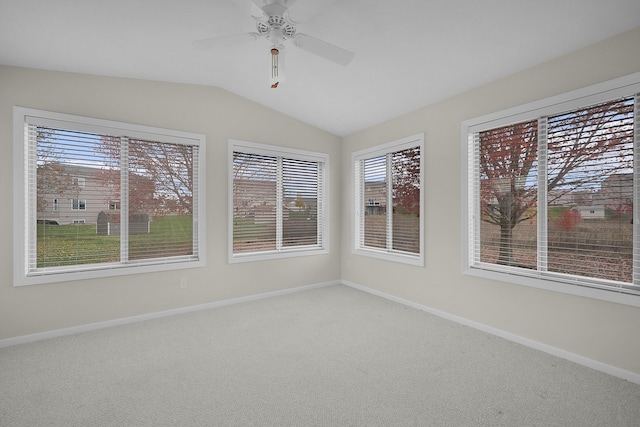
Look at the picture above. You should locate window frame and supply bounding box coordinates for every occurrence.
[228,139,329,263]
[13,107,207,286]
[71,199,87,211]
[352,133,425,266]
[462,72,640,307]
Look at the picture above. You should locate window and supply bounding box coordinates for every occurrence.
[71,199,86,210]
[463,73,640,304]
[229,139,328,262]
[72,176,86,188]
[353,134,424,266]
[13,107,206,286]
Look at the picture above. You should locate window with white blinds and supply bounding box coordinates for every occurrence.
[353,134,424,266]
[463,73,640,302]
[229,140,328,262]
[13,107,206,286]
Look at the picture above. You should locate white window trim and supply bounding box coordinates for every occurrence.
[352,133,425,266]
[461,72,640,307]
[228,139,330,263]
[71,199,87,211]
[13,107,207,286]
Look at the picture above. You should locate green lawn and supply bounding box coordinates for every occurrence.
[37,215,193,268]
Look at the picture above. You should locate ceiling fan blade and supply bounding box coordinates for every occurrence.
[231,0,268,20]
[193,32,260,51]
[293,33,354,66]
[285,0,336,24]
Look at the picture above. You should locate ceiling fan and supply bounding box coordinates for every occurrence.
[193,0,355,88]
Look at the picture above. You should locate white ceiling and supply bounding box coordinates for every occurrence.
[1,0,640,137]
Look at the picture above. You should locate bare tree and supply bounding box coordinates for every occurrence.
[97,136,194,215]
[36,128,80,215]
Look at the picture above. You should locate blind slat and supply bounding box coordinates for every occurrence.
[232,150,324,255]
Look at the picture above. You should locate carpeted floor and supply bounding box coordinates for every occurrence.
[1,284,639,426]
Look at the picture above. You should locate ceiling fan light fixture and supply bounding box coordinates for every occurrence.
[193,0,355,87]
[270,45,284,88]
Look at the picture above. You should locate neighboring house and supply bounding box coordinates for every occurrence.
[233,178,318,223]
[233,179,277,219]
[545,173,633,218]
[548,189,579,207]
[364,181,386,215]
[37,164,118,225]
[601,173,633,209]
[575,206,606,219]
[38,163,156,226]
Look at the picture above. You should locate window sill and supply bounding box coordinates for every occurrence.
[464,264,640,308]
[353,247,424,267]
[229,247,328,264]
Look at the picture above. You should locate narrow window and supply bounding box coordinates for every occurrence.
[71,199,87,210]
[353,134,424,266]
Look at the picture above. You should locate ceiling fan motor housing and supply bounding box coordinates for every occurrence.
[257,16,296,40]
[256,2,296,42]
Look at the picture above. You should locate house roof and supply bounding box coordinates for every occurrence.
[1,0,639,137]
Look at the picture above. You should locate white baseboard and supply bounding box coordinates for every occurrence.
[0,280,339,349]
[342,280,640,385]
[3,278,638,385]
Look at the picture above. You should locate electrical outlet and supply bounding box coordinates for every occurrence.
[179,278,187,289]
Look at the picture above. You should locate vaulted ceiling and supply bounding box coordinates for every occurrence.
[2,0,640,136]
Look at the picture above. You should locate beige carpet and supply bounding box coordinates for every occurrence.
[1,284,639,426]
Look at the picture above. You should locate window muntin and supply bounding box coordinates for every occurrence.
[353,134,424,266]
[13,107,206,286]
[229,140,328,262]
[71,199,87,210]
[464,75,640,301]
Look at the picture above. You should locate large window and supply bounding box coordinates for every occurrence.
[229,139,328,262]
[463,73,640,304]
[13,107,206,286]
[353,134,424,266]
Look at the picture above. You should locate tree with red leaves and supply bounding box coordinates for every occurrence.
[96,136,194,216]
[479,98,634,266]
[392,146,421,216]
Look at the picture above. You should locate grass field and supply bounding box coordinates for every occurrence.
[232,215,318,252]
[480,215,633,283]
[37,215,193,268]
[363,214,420,253]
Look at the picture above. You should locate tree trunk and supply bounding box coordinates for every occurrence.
[497,223,514,266]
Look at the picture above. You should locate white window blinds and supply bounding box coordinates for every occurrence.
[544,97,635,283]
[467,92,640,296]
[230,140,328,261]
[476,120,539,269]
[14,108,206,286]
[353,134,424,265]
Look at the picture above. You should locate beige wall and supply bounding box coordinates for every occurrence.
[2,26,640,377]
[341,26,640,375]
[0,66,342,339]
